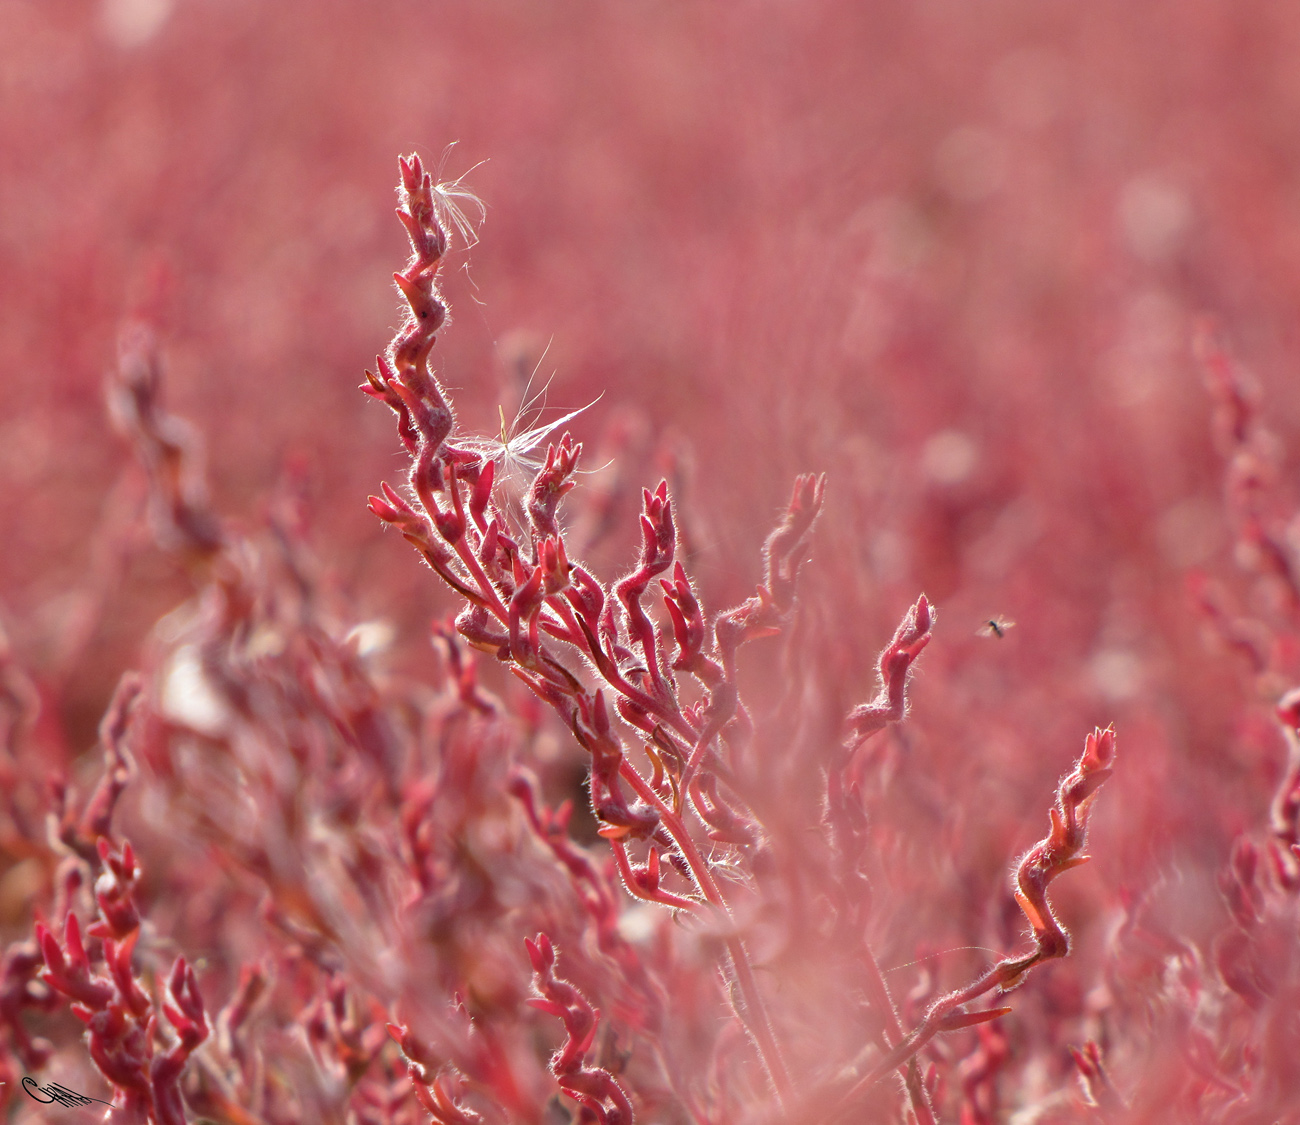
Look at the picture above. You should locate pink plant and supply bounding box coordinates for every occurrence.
[34,683,211,1125]
[9,9,1300,1118]
[3,152,1125,1124]
[367,153,1118,1123]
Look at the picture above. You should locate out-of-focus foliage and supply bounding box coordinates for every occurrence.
[5,1,1300,1121]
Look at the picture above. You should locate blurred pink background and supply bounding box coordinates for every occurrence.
[6,0,1300,1040]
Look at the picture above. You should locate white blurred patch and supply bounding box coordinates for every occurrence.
[921,429,979,485]
[160,644,228,735]
[246,624,286,660]
[346,620,396,659]
[102,0,174,48]
[617,903,660,944]
[1119,176,1192,263]
[1090,648,1143,702]
[934,127,1007,202]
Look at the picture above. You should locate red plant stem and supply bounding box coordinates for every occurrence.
[540,600,582,644]
[678,732,714,798]
[542,593,701,743]
[617,758,792,1105]
[597,660,696,741]
[609,840,698,910]
[860,944,936,1125]
[826,960,1017,1120]
[823,725,1117,1121]
[452,535,508,621]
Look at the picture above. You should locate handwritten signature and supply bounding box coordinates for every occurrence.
[21,1077,116,1110]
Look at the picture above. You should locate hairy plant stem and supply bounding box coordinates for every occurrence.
[439,507,792,1104]
[619,759,793,1106]
[860,944,936,1125]
[826,957,1026,1121]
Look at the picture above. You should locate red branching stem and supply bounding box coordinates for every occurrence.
[804,597,940,1121]
[38,862,210,1124]
[609,839,699,910]
[388,1024,486,1125]
[958,1022,1010,1125]
[529,434,583,543]
[567,609,700,744]
[761,471,827,614]
[825,727,1117,1121]
[0,940,58,1073]
[859,943,937,1125]
[38,913,113,1010]
[677,474,826,794]
[363,156,813,1111]
[615,758,793,1104]
[51,673,143,868]
[614,482,677,699]
[827,596,940,1125]
[151,958,210,1125]
[453,529,511,624]
[108,323,225,561]
[1196,325,1300,619]
[526,934,635,1125]
[844,594,933,748]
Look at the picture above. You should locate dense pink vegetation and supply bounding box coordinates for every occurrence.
[4,2,1300,1121]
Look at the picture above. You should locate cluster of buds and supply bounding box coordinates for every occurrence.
[36,848,209,1124]
[16,669,211,1123]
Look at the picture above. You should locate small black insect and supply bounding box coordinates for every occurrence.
[978,617,1016,639]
